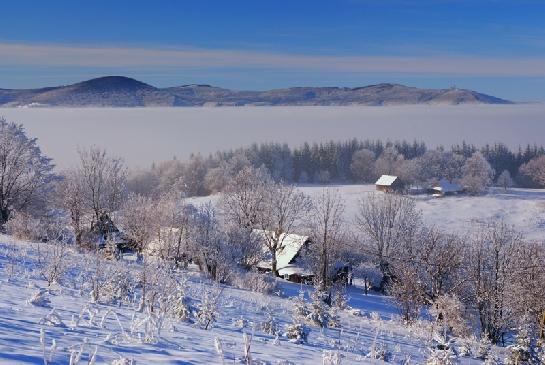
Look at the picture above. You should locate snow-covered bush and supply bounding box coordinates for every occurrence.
[456,337,472,357]
[231,270,278,295]
[100,266,135,305]
[332,284,349,310]
[28,288,51,307]
[195,285,222,330]
[40,241,70,287]
[367,341,391,362]
[426,334,457,365]
[429,294,470,338]
[6,211,43,241]
[260,309,279,335]
[323,350,343,365]
[169,277,193,322]
[284,322,309,344]
[306,290,330,328]
[292,289,309,320]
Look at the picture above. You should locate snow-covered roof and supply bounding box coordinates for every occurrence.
[375,175,398,186]
[255,230,309,270]
[432,178,462,193]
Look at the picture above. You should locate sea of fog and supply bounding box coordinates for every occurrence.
[0,104,544,168]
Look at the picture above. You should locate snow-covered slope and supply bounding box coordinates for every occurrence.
[0,235,493,364]
[189,185,545,241]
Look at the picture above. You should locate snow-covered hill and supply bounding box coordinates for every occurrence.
[0,235,494,364]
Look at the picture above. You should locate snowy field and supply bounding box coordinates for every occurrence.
[1,104,545,168]
[0,235,495,364]
[189,185,545,241]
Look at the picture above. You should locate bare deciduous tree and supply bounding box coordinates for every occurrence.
[257,183,312,276]
[309,188,346,290]
[355,192,421,290]
[467,222,521,344]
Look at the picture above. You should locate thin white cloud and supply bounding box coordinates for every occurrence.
[0,42,544,76]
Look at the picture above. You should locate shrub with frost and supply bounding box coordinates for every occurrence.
[28,288,51,307]
[232,270,278,295]
[170,278,193,322]
[306,290,330,328]
[195,285,222,330]
[429,294,470,338]
[6,211,44,241]
[284,322,309,344]
[260,310,279,335]
[292,289,309,320]
[323,350,343,365]
[426,334,458,365]
[100,267,135,305]
[332,284,349,310]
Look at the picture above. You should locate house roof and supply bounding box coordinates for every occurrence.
[375,175,398,186]
[432,178,462,193]
[255,230,309,270]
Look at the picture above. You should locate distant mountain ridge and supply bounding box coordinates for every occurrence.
[0,76,512,107]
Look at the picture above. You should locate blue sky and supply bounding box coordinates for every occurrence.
[1,0,544,101]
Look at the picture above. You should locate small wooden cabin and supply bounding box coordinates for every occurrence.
[375,175,403,193]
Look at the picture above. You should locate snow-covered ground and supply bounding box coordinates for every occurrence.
[0,235,492,364]
[189,185,545,240]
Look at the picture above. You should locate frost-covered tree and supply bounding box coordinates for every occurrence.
[117,193,161,252]
[355,193,421,290]
[461,151,494,195]
[257,182,312,276]
[308,188,347,291]
[0,118,55,226]
[56,169,85,244]
[496,169,514,191]
[219,166,271,268]
[349,149,376,183]
[204,152,251,193]
[375,147,404,177]
[186,203,231,282]
[467,222,522,343]
[519,155,545,188]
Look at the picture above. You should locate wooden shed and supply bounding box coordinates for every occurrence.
[375,175,403,193]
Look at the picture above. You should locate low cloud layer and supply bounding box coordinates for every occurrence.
[1,104,544,168]
[1,42,544,77]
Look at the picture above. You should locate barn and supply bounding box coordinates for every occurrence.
[375,175,403,193]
